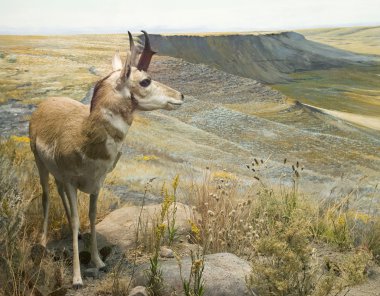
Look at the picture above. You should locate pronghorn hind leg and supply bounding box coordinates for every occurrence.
[89,192,106,269]
[55,179,71,228]
[55,179,83,239]
[64,183,83,288]
[34,154,50,247]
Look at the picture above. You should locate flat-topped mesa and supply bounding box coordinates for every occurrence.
[29,31,184,289]
[157,31,300,37]
[146,31,370,83]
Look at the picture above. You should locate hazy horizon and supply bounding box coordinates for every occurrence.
[1,23,380,36]
[1,0,380,35]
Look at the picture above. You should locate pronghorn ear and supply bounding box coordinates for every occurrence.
[126,65,131,79]
[120,51,132,81]
[119,64,131,82]
[112,51,123,71]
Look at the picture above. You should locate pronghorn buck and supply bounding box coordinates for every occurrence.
[29,31,184,288]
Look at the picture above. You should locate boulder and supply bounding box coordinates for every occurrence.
[160,246,174,258]
[128,286,148,296]
[84,267,99,279]
[134,252,253,296]
[96,203,195,250]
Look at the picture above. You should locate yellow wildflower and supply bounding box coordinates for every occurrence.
[10,135,30,143]
[189,220,201,241]
[172,174,179,191]
[136,155,158,161]
[156,223,166,237]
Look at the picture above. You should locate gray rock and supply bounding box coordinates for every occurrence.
[159,246,174,258]
[7,54,17,63]
[88,66,99,75]
[128,286,148,296]
[135,252,252,296]
[96,203,195,250]
[84,267,99,279]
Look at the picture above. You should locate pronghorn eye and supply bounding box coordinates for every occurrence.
[139,78,151,87]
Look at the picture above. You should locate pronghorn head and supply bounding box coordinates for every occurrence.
[94,31,184,112]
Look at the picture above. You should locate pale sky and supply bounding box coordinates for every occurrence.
[0,0,379,34]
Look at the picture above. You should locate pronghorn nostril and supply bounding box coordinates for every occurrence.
[181,93,185,100]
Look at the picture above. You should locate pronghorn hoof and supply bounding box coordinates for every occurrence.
[72,276,83,289]
[72,283,83,289]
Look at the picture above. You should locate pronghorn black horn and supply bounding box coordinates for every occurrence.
[121,31,138,79]
[128,31,138,65]
[137,30,157,72]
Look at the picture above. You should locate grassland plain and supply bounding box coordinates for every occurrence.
[0,30,380,295]
[0,33,379,199]
[299,26,380,56]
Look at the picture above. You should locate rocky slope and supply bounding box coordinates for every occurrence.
[0,34,379,200]
[146,32,372,83]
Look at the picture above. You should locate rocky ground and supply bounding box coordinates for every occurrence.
[1,32,380,295]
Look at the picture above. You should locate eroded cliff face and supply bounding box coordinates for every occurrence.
[145,32,370,83]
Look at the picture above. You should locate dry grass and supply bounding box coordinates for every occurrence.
[1,135,379,295]
[183,164,379,295]
[0,136,119,295]
[299,26,380,56]
[94,266,131,296]
[121,164,379,295]
[0,137,69,295]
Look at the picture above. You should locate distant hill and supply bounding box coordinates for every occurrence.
[144,31,372,84]
[298,26,380,56]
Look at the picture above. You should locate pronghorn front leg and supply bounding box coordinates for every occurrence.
[89,192,106,269]
[65,184,83,288]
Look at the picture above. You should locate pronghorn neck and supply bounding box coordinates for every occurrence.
[82,75,137,160]
[89,73,137,136]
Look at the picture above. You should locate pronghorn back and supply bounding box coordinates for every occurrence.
[29,96,89,157]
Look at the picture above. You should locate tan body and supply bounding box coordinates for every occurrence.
[30,96,123,194]
[29,32,184,288]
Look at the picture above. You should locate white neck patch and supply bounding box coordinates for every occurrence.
[101,108,130,135]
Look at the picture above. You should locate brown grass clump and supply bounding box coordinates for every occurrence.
[0,137,69,295]
[185,164,378,296]
[94,271,131,296]
[0,137,38,245]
